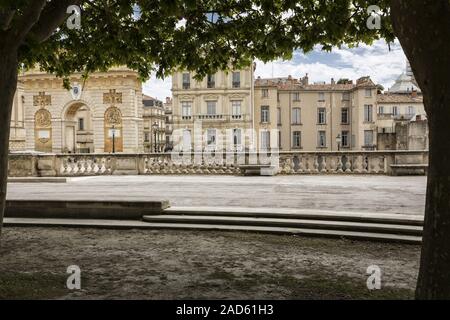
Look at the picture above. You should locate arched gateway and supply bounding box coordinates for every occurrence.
[21,67,144,153]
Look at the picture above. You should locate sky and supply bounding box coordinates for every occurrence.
[142,39,407,101]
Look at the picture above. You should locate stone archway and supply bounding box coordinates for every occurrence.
[34,109,52,152]
[62,102,94,153]
[104,106,123,152]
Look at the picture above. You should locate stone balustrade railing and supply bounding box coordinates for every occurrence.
[8,150,428,177]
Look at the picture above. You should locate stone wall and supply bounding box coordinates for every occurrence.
[8,151,429,177]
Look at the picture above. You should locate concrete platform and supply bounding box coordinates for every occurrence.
[5,199,170,220]
[6,175,427,216]
[8,177,67,183]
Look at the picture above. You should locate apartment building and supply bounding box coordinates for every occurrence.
[143,95,166,153]
[172,66,254,151]
[164,97,174,151]
[254,75,378,151]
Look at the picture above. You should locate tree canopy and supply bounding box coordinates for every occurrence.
[1,0,394,84]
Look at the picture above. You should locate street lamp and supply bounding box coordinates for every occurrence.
[111,124,116,153]
[152,122,159,153]
[336,134,342,151]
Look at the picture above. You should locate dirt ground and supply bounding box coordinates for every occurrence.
[0,227,421,300]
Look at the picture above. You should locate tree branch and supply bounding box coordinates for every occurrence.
[0,9,16,31]
[10,0,47,44]
[26,0,85,44]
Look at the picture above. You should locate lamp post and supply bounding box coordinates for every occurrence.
[152,122,159,153]
[336,134,342,151]
[111,124,116,154]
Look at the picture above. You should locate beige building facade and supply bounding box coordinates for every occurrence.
[11,67,144,153]
[143,95,165,153]
[254,75,379,151]
[9,82,26,151]
[171,66,254,151]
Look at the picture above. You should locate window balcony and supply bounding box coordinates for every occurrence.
[196,114,225,121]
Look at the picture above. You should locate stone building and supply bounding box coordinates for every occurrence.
[143,95,166,153]
[164,97,174,151]
[9,82,26,151]
[376,61,427,151]
[254,75,379,151]
[171,66,254,151]
[12,67,144,153]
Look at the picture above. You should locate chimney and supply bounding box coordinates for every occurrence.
[302,73,309,86]
[331,78,335,85]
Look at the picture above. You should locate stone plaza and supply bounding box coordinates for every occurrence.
[7,175,426,215]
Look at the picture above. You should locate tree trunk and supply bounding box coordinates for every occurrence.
[390,0,450,299]
[0,48,19,234]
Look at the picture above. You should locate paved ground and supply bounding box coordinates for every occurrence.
[0,227,420,299]
[7,175,426,215]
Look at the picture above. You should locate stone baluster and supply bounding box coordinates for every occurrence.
[336,156,344,173]
[320,156,327,173]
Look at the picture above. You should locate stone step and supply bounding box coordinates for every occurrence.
[142,215,422,236]
[164,207,424,226]
[2,218,421,244]
[139,221,422,244]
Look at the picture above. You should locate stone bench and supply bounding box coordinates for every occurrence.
[238,164,278,176]
[390,164,428,176]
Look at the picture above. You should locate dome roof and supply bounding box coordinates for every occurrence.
[389,72,421,93]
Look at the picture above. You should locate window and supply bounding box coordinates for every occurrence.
[341,131,349,147]
[233,129,242,146]
[207,74,215,88]
[318,92,325,101]
[364,130,374,146]
[392,106,399,116]
[318,131,326,148]
[182,73,190,89]
[378,106,385,114]
[277,93,280,102]
[364,104,373,122]
[261,131,270,149]
[207,129,216,146]
[408,106,416,115]
[365,89,372,97]
[144,132,149,142]
[261,106,270,123]
[318,108,326,124]
[262,89,269,98]
[342,92,350,101]
[341,108,349,124]
[232,72,240,88]
[78,118,84,131]
[293,92,300,101]
[292,131,301,148]
[231,101,241,116]
[207,101,216,115]
[277,108,281,125]
[292,108,301,124]
[181,102,192,117]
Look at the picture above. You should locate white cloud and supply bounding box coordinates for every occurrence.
[255,40,406,89]
[142,75,172,101]
[143,40,407,99]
